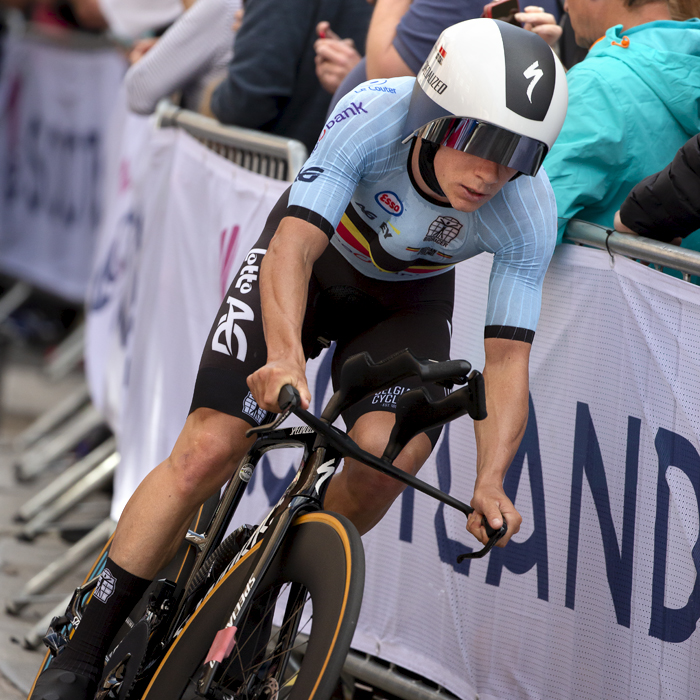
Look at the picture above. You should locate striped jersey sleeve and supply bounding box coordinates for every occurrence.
[125,0,240,115]
[286,78,415,238]
[476,167,557,338]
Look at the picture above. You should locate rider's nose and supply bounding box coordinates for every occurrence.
[475,158,500,186]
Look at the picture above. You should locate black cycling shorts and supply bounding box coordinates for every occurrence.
[190,188,455,448]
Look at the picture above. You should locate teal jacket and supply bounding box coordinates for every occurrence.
[544,20,700,244]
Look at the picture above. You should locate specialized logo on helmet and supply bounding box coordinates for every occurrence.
[523,61,543,103]
[497,21,556,121]
[212,297,254,360]
[375,191,403,216]
[435,46,446,65]
[424,216,463,246]
[421,64,448,95]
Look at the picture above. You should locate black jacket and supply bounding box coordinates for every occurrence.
[211,0,372,154]
[619,133,700,242]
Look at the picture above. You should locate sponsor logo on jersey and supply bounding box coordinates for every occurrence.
[523,61,543,103]
[356,202,377,220]
[406,246,453,259]
[435,46,446,65]
[367,79,397,94]
[325,101,368,131]
[424,216,463,246]
[371,385,409,408]
[421,64,448,95]
[295,166,324,183]
[380,222,392,239]
[375,191,403,216]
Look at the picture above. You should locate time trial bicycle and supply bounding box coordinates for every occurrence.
[30,348,506,700]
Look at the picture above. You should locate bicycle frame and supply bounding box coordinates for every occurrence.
[171,421,349,695]
[68,350,506,699]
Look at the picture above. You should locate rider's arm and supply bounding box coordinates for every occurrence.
[247,217,329,412]
[467,173,557,545]
[467,337,529,546]
[365,0,413,79]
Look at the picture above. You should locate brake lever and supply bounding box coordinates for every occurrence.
[457,519,508,561]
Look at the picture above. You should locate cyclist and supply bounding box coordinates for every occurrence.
[31,18,567,700]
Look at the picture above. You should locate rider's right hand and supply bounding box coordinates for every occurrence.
[247,358,311,413]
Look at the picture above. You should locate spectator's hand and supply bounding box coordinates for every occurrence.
[514,6,562,47]
[314,22,361,94]
[232,7,244,32]
[129,37,158,65]
[614,211,682,246]
[613,210,638,235]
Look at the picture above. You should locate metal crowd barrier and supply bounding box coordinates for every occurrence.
[156,103,308,182]
[564,219,700,281]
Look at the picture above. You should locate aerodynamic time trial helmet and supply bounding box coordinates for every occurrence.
[402,18,568,177]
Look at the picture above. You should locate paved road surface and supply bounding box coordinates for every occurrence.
[0,349,104,699]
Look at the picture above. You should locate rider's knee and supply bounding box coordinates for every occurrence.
[349,422,427,502]
[167,410,247,497]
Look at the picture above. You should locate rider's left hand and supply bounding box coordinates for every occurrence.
[467,479,521,547]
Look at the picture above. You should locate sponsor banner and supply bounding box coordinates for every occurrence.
[104,128,288,518]
[227,246,700,699]
[84,89,162,427]
[90,120,700,695]
[0,35,125,301]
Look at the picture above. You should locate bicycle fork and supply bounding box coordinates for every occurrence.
[196,443,341,696]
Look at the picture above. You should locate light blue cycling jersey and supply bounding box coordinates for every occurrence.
[286,77,557,340]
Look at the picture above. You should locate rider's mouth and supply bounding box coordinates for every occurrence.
[461,185,488,202]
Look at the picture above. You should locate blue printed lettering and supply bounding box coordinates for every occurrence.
[650,428,700,643]
[486,395,549,600]
[325,102,368,130]
[565,403,639,627]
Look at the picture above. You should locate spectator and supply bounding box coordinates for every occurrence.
[314,20,362,94]
[326,0,562,110]
[542,2,700,243]
[97,0,184,40]
[124,0,241,115]
[211,0,372,153]
[614,133,700,246]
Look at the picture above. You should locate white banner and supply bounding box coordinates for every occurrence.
[97,128,289,518]
[85,91,174,432]
[0,35,125,301]
[226,246,700,700]
[86,123,700,697]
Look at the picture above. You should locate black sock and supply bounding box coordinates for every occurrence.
[52,557,151,684]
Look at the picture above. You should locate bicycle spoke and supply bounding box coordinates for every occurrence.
[214,583,314,700]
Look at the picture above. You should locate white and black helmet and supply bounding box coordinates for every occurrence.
[403,18,568,177]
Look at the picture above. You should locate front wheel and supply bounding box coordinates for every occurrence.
[142,511,365,700]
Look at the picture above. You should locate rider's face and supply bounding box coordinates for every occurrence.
[429,145,517,213]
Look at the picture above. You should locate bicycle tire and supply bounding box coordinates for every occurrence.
[141,511,365,700]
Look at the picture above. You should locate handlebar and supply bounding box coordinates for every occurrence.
[257,368,507,559]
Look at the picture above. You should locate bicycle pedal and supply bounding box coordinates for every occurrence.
[42,614,71,656]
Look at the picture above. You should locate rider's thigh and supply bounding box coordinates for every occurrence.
[167,407,254,498]
[345,410,432,498]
